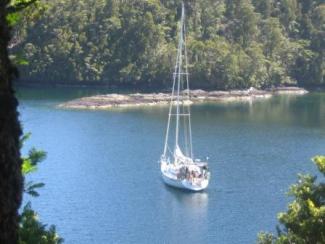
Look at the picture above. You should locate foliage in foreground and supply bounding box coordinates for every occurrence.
[19,203,62,244]
[19,133,63,244]
[258,156,325,244]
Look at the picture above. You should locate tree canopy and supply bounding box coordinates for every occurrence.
[13,0,324,89]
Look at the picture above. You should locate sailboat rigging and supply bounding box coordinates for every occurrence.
[160,2,210,191]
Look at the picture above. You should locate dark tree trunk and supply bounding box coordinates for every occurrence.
[0,1,23,243]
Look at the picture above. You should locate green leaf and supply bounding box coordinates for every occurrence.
[24,179,45,198]
[17,59,29,65]
[20,132,31,149]
[313,156,325,175]
[6,12,21,26]
[26,190,40,197]
[28,147,46,165]
[22,159,37,175]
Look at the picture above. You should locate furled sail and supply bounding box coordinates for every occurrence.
[174,145,192,164]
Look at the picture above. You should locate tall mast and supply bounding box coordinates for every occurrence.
[175,2,185,150]
[163,2,193,159]
[162,3,184,157]
[183,6,193,159]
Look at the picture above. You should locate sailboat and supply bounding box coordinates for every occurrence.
[160,3,210,191]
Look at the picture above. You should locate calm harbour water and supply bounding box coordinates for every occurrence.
[17,87,325,244]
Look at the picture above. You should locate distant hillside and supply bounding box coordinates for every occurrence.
[14,0,324,89]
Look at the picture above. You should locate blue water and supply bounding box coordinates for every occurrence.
[18,88,325,244]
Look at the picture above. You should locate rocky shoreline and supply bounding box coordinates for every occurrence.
[58,87,308,110]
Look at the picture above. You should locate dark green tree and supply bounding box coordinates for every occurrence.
[252,0,273,19]
[258,156,325,244]
[0,1,23,242]
[10,0,325,89]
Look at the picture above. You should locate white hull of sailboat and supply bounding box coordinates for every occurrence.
[161,173,187,189]
[161,161,209,191]
[161,172,209,191]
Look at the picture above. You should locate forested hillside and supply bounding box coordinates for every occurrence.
[14,0,324,89]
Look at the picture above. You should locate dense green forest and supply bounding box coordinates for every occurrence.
[13,0,324,89]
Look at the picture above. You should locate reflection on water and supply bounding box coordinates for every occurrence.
[191,94,325,129]
[159,184,210,244]
[164,185,209,211]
